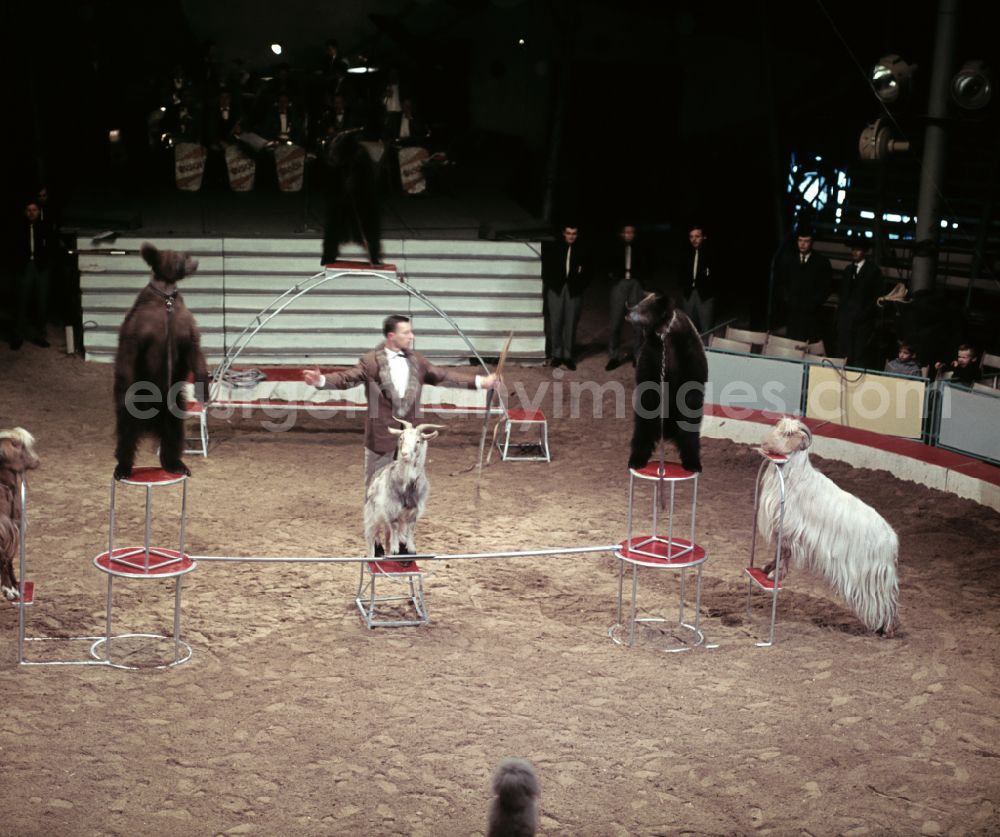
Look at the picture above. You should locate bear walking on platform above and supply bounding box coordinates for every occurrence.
[627,292,708,473]
[321,131,382,266]
[113,242,208,480]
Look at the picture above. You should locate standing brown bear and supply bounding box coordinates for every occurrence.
[113,242,208,479]
[627,292,708,473]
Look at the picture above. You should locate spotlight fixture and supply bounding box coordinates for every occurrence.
[858,118,910,161]
[951,60,992,110]
[871,54,916,105]
[271,43,282,55]
[108,129,121,144]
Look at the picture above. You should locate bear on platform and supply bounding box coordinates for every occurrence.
[627,292,708,473]
[321,131,382,266]
[113,242,208,480]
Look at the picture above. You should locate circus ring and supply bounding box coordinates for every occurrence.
[4,333,1000,833]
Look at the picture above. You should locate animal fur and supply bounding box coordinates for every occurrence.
[487,758,539,837]
[0,428,40,601]
[757,417,900,634]
[627,292,708,472]
[321,131,382,265]
[363,419,443,557]
[113,242,208,479]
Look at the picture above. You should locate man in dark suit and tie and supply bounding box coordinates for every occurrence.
[606,223,646,370]
[836,240,883,366]
[542,224,589,370]
[679,225,717,338]
[779,228,833,342]
[11,200,51,350]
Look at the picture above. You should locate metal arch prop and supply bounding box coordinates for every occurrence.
[210,266,508,414]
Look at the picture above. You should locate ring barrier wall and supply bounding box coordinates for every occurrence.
[934,383,1000,465]
[705,350,805,416]
[706,348,999,465]
[805,366,927,440]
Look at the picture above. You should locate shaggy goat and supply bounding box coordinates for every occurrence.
[0,428,40,601]
[363,418,444,558]
[487,758,539,837]
[757,417,899,635]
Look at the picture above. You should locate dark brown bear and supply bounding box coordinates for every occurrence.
[321,131,382,265]
[627,292,708,473]
[113,242,208,479]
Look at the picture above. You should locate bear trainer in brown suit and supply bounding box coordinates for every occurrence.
[113,242,208,480]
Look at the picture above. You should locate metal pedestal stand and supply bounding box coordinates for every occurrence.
[356,557,431,628]
[610,462,710,652]
[746,451,788,647]
[92,468,197,668]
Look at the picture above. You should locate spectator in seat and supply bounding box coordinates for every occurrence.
[885,341,922,377]
[935,344,981,386]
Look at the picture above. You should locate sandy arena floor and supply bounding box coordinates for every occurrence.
[2,340,999,837]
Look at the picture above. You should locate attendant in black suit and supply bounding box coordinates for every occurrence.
[778,230,833,342]
[11,200,50,349]
[606,223,646,370]
[836,240,884,366]
[679,225,717,337]
[542,225,589,370]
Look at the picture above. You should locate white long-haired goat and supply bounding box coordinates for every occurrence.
[364,418,444,558]
[757,417,899,635]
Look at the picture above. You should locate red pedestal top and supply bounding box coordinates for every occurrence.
[366,559,422,574]
[117,467,188,486]
[630,462,698,481]
[758,449,789,464]
[746,566,782,591]
[616,536,706,568]
[10,581,34,605]
[94,548,196,578]
[507,408,546,422]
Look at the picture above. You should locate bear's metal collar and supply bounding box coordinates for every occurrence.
[147,282,179,307]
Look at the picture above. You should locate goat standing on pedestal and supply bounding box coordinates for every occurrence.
[364,418,444,558]
[758,417,900,635]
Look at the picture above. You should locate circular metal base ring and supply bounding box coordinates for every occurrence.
[89,634,193,670]
[608,618,705,653]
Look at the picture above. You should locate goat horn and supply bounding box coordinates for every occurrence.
[393,416,413,430]
[415,423,445,434]
[799,421,813,448]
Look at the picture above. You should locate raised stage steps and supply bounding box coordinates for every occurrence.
[78,236,546,365]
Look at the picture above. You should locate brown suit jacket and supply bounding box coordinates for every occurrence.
[319,343,479,454]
